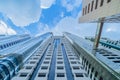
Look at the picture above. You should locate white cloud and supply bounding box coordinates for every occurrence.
[35,6,120,40]
[0,20,17,35]
[40,0,55,9]
[102,23,120,40]
[106,27,117,32]
[36,6,97,38]
[60,12,64,18]
[35,10,120,40]
[36,23,51,36]
[105,24,119,32]
[61,0,82,12]
[7,28,17,35]
[0,0,41,27]
[36,16,97,38]
[51,17,97,38]
[35,0,120,40]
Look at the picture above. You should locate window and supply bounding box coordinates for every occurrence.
[30,61,36,64]
[9,43,11,46]
[91,1,94,11]
[89,64,91,69]
[88,3,90,13]
[45,58,50,60]
[68,54,73,56]
[36,54,40,56]
[0,46,3,49]
[85,6,87,14]
[19,73,28,77]
[100,0,104,7]
[57,55,62,56]
[95,0,98,9]
[107,0,111,3]
[95,71,98,77]
[116,57,120,59]
[33,58,38,60]
[75,73,84,77]
[90,73,92,79]
[111,54,118,56]
[99,76,103,80]
[107,57,115,59]
[70,58,74,60]
[57,73,65,77]
[57,61,63,64]
[84,59,86,62]
[103,54,110,56]
[99,52,105,54]
[91,67,94,72]
[41,66,48,70]
[57,58,62,60]
[113,60,120,63]
[86,61,88,65]
[38,73,46,77]
[87,70,89,74]
[26,66,32,69]
[71,61,77,64]
[43,61,49,64]
[73,66,80,70]
[7,44,9,47]
[57,66,64,70]
[78,62,81,64]
[4,45,6,48]
[47,55,51,56]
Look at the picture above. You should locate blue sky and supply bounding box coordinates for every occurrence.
[0,0,120,40]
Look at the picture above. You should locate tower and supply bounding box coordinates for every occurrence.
[79,0,120,53]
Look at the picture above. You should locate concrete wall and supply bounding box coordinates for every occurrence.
[79,0,120,22]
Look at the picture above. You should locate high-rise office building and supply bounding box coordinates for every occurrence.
[0,32,120,80]
[0,32,91,80]
[12,36,91,80]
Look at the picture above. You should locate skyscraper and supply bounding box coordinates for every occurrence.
[12,36,91,80]
[0,32,120,80]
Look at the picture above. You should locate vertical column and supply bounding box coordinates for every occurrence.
[93,18,104,55]
[61,43,74,80]
[48,38,59,80]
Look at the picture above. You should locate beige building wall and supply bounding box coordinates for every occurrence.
[79,0,120,22]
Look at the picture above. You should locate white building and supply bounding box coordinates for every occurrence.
[79,0,120,22]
